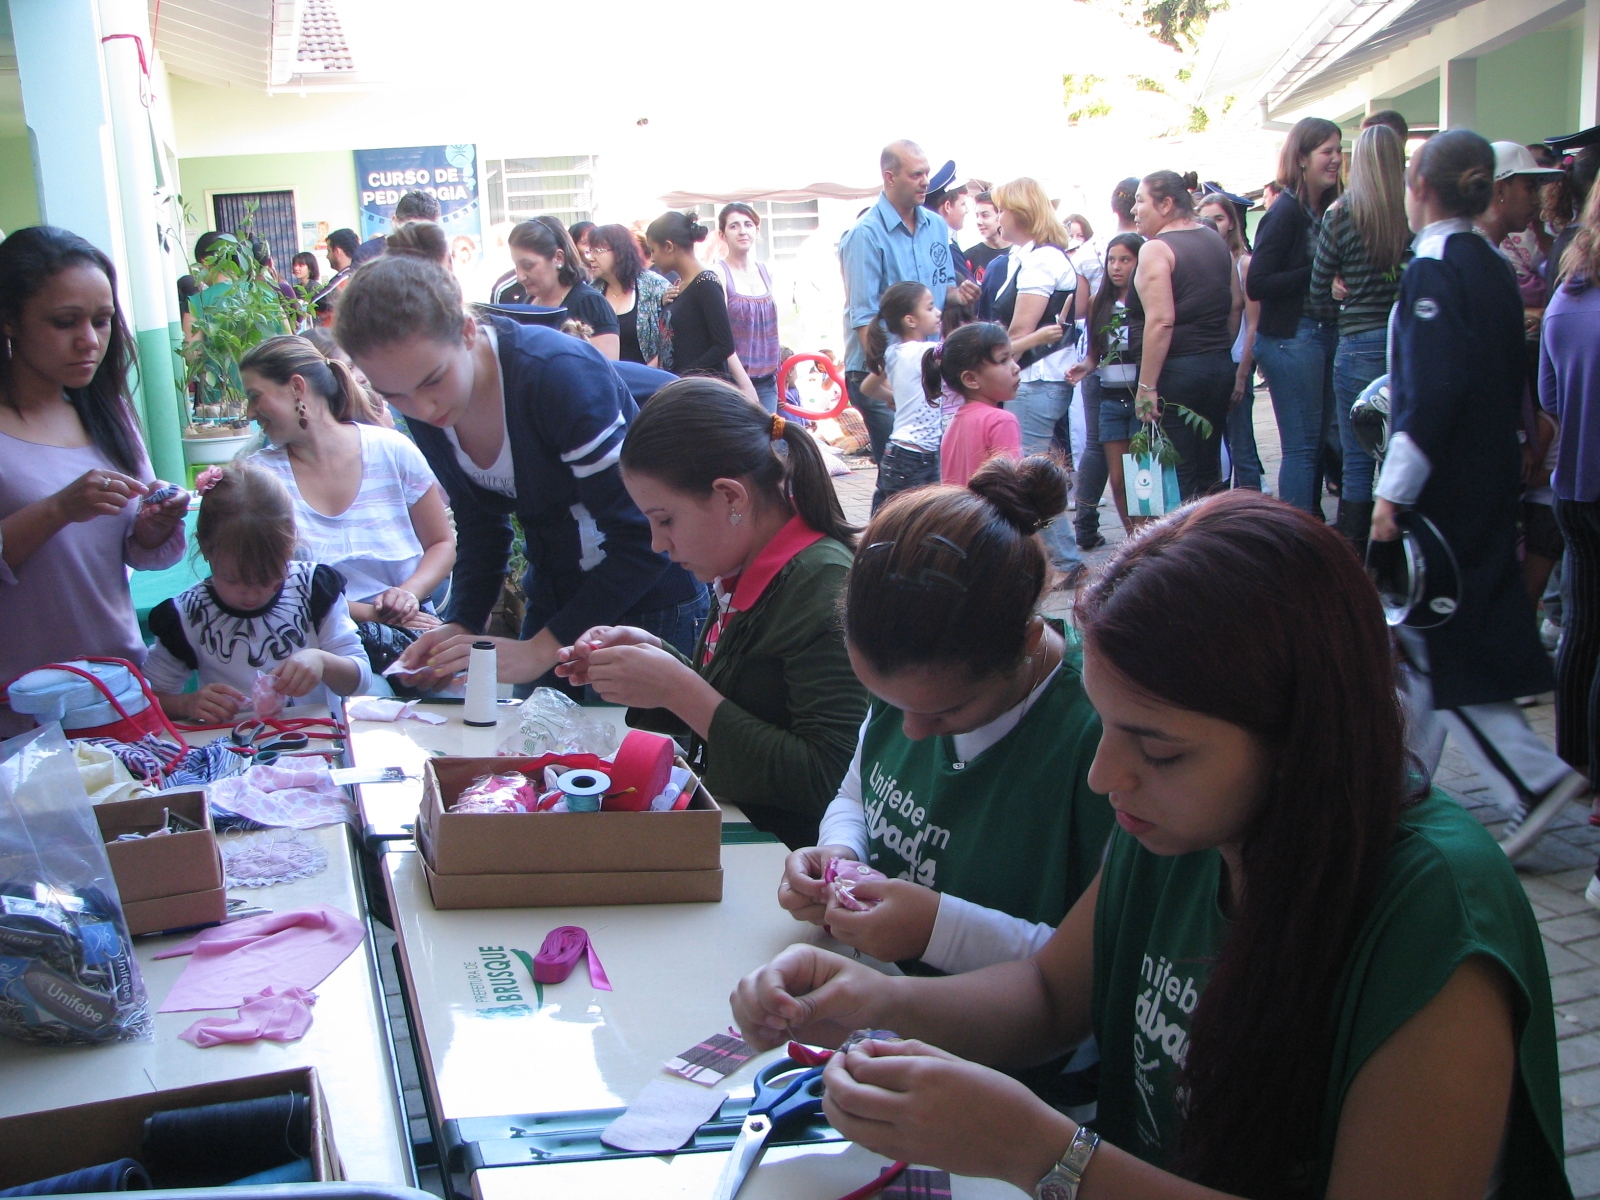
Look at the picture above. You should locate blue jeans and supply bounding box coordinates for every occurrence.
[1004,379,1081,567]
[1075,376,1108,544]
[1332,327,1386,504]
[1255,316,1337,513]
[846,371,893,464]
[751,374,779,414]
[871,442,941,513]
[1226,376,1263,490]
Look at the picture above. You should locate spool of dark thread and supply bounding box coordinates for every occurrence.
[140,1092,310,1187]
[0,1158,150,1195]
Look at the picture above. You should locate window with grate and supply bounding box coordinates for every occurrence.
[485,156,596,229]
[211,191,299,267]
[691,199,820,262]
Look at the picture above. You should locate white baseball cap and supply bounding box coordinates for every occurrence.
[1492,141,1562,181]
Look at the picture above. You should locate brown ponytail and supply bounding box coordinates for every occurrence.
[620,377,857,550]
[239,334,382,425]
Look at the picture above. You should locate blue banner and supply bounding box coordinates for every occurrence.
[353,144,483,267]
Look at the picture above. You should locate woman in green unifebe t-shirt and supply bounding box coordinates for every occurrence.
[732,488,1569,1200]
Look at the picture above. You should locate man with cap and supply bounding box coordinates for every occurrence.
[924,160,975,284]
[840,140,981,462]
[1479,142,1563,253]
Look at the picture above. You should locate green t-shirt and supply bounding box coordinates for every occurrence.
[1091,789,1568,1198]
[860,625,1113,929]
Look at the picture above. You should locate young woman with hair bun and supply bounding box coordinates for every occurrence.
[1375,128,1586,856]
[241,334,456,677]
[734,489,1566,1200]
[647,211,739,383]
[555,378,866,848]
[777,454,1111,989]
[333,253,706,691]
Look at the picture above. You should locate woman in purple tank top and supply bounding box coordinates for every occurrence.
[714,203,783,413]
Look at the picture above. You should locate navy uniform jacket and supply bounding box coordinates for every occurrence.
[1388,221,1551,707]
[408,317,700,647]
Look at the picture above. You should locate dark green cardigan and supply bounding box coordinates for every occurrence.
[628,537,867,848]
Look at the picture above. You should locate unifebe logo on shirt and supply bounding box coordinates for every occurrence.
[863,761,949,888]
[1132,952,1201,1149]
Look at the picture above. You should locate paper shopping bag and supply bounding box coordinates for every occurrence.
[1123,453,1181,516]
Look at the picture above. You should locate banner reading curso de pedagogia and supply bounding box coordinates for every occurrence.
[354,144,484,268]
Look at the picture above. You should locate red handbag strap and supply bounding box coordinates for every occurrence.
[49,658,190,767]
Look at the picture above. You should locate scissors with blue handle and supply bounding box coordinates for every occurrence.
[710,1054,828,1200]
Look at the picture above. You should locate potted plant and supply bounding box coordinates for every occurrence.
[181,212,310,465]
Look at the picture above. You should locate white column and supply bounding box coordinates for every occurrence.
[1442,56,1478,130]
[1582,0,1600,129]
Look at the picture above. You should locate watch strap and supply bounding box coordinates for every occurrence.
[1033,1125,1100,1200]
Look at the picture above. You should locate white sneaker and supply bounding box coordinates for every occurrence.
[1500,772,1591,861]
[1587,872,1600,913]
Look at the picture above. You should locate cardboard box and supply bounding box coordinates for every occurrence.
[420,855,723,909]
[95,790,227,935]
[418,755,722,876]
[0,1065,343,1190]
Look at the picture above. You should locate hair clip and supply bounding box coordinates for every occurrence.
[770,414,786,440]
[194,466,225,495]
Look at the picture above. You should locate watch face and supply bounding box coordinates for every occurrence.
[1037,1177,1072,1200]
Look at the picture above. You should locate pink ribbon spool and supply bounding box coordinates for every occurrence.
[532,926,612,990]
[603,729,675,812]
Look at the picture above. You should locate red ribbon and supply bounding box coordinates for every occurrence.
[532,926,612,991]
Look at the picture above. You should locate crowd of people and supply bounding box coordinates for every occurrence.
[3,113,1600,1198]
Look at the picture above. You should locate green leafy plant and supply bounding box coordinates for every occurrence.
[1128,403,1214,466]
[183,208,309,422]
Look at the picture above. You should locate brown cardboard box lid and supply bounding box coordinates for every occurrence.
[119,886,229,937]
[0,1065,343,1189]
[419,756,722,876]
[98,791,224,903]
[420,854,723,909]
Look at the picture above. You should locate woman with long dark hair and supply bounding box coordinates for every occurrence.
[555,379,865,848]
[492,217,620,359]
[1068,232,1143,534]
[0,226,190,735]
[1313,124,1411,551]
[733,490,1567,1200]
[588,223,667,367]
[1249,116,1345,513]
[647,211,739,384]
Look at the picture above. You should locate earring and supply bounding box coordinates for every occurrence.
[729,511,742,526]
[296,400,308,430]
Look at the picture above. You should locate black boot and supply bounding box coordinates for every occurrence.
[1336,500,1373,560]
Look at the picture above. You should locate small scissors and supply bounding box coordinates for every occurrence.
[710,1054,828,1200]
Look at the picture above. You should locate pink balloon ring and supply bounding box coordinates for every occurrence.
[776,353,850,421]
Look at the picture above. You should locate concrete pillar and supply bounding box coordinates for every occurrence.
[1582,0,1600,129]
[98,0,184,483]
[1443,55,1478,130]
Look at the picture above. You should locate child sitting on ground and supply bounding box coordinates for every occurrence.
[146,461,372,723]
[934,322,1023,486]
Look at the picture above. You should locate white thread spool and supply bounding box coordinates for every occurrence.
[463,641,498,727]
[557,768,610,813]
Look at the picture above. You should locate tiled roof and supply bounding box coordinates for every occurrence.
[297,0,354,73]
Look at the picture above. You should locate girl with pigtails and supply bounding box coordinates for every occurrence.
[859,281,945,512]
[555,378,868,849]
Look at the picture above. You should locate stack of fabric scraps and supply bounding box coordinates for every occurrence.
[155,906,364,1048]
[346,697,446,724]
[71,740,156,805]
[208,760,354,830]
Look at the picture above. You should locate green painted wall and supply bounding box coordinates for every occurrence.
[1476,29,1579,143]
[176,150,358,256]
[0,135,39,233]
[1375,78,1440,131]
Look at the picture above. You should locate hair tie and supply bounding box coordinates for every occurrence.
[194,466,225,495]
[770,414,786,440]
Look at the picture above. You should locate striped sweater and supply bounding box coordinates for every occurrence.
[1310,202,1410,336]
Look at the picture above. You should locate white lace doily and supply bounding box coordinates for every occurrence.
[221,832,329,888]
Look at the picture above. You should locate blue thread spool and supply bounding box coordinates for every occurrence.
[557,768,609,813]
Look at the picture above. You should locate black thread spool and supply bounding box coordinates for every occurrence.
[141,1092,310,1187]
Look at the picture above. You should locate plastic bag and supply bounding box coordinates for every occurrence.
[451,772,542,814]
[250,671,285,720]
[0,724,153,1045]
[500,687,621,757]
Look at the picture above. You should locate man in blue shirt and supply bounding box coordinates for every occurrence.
[841,140,980,462]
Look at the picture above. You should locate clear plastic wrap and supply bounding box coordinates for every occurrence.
[824,857,888,912]
[499,687,622,757]
[0,725,152,1045]
[250,670,285,720]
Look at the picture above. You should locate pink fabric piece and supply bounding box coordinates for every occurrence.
[178,985,318,1047]
[825,857,888,912]
[208,760,355,829]
[250,671,286,719]
[533,926,612,991]
[154,905,365,1012]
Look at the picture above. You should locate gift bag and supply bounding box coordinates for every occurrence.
[0,724,153,1045]
[1123,451,1181,516]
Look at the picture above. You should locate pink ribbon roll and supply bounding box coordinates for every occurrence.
[533,925,612,991]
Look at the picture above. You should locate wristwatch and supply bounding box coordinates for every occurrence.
[1034,1126,1100,1200]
